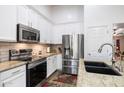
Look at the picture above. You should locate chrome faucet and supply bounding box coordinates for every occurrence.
[98,43,115,67]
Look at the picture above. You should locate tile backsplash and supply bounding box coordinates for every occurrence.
[0,42,49,62]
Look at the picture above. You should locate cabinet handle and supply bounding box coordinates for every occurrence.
[12,70,21,75]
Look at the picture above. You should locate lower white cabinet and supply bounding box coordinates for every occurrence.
[47,56,57,78]
[47,54,62,78]
[57,54,62,71]
[0,65,26,87]
[1,72,26,87]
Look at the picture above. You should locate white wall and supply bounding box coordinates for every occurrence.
[52,5,84,38]
[52,5,83,24]
[84,5,124,62]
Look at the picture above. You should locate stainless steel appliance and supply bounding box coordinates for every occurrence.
[27,58,47,87]
[62,34,84,75]
[17,24,40,43]
[9,49,47,87]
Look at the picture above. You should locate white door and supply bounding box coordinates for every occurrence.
[1,72,26,87]
[85,25,112,61]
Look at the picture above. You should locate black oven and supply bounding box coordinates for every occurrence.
[17,24,40,43]
[27,58,47,87]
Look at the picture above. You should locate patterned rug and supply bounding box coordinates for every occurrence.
[41,73,77,87]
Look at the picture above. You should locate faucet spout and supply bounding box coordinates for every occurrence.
[98,43,115,67]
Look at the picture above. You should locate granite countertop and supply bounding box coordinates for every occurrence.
[0,53,61,73]
[77,58,124,87]
[31,53,61,62]
[0,61,27,73]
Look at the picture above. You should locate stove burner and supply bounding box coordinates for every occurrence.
[9,49,33,61]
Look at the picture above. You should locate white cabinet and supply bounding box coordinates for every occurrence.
[0,5,17,41]
[17,5,29,26]
[47,57,53,78]
[17,6,38,29]
[56,54,62,70]
[0,65,26,87]
[28,8,38,29]
[47,54,62,78]
[46,23,53,44]
[53,30,62,44]
[38,14,53,44]
[1,72,26,87]
[47,55,57,78]
[53,26,63,44]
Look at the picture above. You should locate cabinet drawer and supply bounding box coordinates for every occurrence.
[1,65,26,81]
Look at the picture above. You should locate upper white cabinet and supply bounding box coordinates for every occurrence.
[17,6,39,30]
[53,29,63,44]
[0,5,17,41]
[28,8,38,29]
[17,6,29,26]
[38,14,53,43]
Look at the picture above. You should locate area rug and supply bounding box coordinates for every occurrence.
[41,73,77,87]
[41,82,62,87]
[53,74,77,85]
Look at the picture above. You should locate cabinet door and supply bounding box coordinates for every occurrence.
[28,8,38,29]
[47,57,52,78]
[53,56,57,72]
[53,26,63,44]
[0,5,17,41]
[38,15,47,43]
[17,5,29,26]
[1,72,26,87]
[46,23,53,44]
[57,54,62,70]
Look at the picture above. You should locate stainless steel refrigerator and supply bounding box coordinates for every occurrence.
[62,34,84,75]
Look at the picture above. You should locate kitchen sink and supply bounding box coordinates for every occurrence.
[84,61,108,67]
[84,61,122,76]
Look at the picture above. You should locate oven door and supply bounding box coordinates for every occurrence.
[27,60,47,87]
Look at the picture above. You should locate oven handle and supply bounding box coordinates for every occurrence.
[28,60,46,69]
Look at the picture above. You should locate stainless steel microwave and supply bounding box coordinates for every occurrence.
[17,24,40,43]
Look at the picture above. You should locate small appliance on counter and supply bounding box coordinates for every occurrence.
[9,49,47,87]
[46,47,51,53]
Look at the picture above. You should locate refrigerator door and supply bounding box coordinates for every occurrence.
[71,34,79,59]
[62,34,84,75]
[62,34,79,59]
[78,34,84,58]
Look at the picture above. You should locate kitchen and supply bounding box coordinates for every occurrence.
[0,5,124,87]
